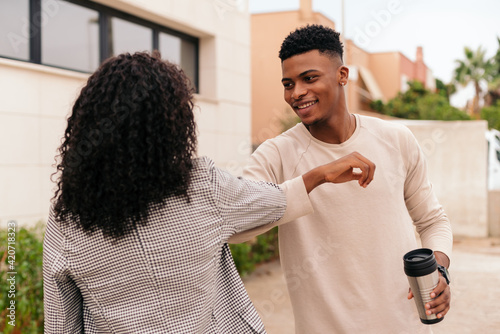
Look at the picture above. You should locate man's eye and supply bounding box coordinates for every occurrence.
[305,76,316,81]
[283,82,293,89]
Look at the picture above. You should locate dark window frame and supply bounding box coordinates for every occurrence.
[29,0,42,63]
[2,0,199,91]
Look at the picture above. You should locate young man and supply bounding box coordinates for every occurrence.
[230,25,452,333]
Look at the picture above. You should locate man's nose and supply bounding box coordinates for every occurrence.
[291,84,307,100]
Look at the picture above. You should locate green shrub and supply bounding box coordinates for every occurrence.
[0,222,44,334]
[481,101,500,130]
[229,227,279,276]
[417,94,471,120]
[371,80,471,120]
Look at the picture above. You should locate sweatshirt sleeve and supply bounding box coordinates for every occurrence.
[402,127,453,259]
[228,142,314,244]
[206,157,286,239]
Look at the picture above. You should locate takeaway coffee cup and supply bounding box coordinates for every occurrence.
[403,248,443,324]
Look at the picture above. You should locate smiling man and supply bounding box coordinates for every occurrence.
[230,24,452,333]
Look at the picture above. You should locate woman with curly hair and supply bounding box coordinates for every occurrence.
[43,51,374,333]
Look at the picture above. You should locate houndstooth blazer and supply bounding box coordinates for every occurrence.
[43,157,286,333]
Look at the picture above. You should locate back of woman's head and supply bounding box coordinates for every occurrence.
[53,51,197,239]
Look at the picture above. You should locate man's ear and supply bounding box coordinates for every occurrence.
[339,65,349,81]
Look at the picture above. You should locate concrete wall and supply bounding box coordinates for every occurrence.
[393,119,489,238]
[0,0,252,226]
[489,191,500,237]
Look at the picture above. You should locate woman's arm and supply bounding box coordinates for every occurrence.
[228,152,376,244]
[43,214,84,333]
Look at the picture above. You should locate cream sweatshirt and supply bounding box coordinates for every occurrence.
[230,114,452,334]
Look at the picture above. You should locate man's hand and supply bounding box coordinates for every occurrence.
[302,151,376,193]
[408,251,451,319]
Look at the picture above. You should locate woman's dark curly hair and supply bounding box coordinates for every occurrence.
[52,51,197,239]
[279,24,344,62]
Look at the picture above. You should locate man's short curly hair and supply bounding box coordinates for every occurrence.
[52,51,197,239]
[279,24,343,62]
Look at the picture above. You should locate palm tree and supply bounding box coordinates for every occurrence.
[435,78,456,103]
[454,46,495,116]
[485,37,500,107]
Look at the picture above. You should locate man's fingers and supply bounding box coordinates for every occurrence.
[425,277,451,318]
[407,288,414,300]
[322,152,375,186]
[348,152,375,187]
[426,295,450,318]
[355,152,376,186]
[350,166,367,187]
[426,302,449,318]
[430,276,447,299]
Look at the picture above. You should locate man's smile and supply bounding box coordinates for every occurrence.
[294,100,318,110]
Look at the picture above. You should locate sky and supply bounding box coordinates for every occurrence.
[248,0,500,108]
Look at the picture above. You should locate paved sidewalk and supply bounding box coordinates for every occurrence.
[243,237,500,334]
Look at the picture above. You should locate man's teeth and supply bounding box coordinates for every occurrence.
[297,101,316,109]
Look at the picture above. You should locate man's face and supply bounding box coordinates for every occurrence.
[281,50,345,126]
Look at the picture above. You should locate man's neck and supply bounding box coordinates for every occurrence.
[308,113,356,144]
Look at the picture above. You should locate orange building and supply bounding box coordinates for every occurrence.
[251,0,435,147]
[346,42,435,112]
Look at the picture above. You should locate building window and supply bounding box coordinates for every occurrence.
[0,0,199,90]
[0,0,30,60]
[110,17,152,57]
[159,32,197,88]
[41,0,99,72]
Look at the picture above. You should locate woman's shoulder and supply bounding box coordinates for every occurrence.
[191,156,220,186]
[193,156,213,168]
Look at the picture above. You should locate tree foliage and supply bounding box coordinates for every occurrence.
[476,37,500,130]
[454,45,496,115]
[370,81,471,120]
[0,223,44,334]
[435,78,456,102]
[481,101,500,130]
[485,37,500,107]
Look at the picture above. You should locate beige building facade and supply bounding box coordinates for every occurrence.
[0,0,252,226]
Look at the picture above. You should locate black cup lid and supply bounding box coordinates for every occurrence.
[403,248,437,276]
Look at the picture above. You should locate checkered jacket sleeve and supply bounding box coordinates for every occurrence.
[43,156,286,333]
